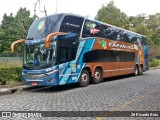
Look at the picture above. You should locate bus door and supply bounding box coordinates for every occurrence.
[57,34,79,85]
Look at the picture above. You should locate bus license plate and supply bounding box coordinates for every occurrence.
[32,82,38,86]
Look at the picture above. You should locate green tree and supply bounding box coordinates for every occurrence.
[96,1,129,29]
[15,8,34,38]
[96,1,160,47]
[0,13,16,52]
[146,13,160,30]
[0,8,33,54]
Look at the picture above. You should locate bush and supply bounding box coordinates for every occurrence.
[0,51,17,57]
[0,67,22,85]
[149,59,159,67]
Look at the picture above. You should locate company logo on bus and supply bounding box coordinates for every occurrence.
[108,42,134,50]
[37,20,45,30]
[100,40,107,49]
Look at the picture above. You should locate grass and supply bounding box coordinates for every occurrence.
[149,59,160,67]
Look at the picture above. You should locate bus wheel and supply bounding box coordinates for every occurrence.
[78,69,90,87]
[134,65,139,76]
[92,68,102,84]
[138,65,143,75]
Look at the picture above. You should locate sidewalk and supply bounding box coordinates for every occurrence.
[149,66,160,70]
[0,83,31,95]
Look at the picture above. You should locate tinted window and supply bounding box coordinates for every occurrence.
[83,50,104,62]
[119,52,135,62]
[141,36,148,46]
[58,34,79,64]
[82,20,117,39]
[59,46,77,64]
[83,50,135,63]
[59,16,84,37]
[27,14,63,40]
[82,19,147,44]
[128,33,137,43]
[82,20,128,42]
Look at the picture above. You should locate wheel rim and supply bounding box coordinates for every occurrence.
[139,66,143,74]
[95,71,100,80]
[82,73,88,82]
[135,67,138,75]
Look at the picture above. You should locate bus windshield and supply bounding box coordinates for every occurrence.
[23,41,57,69]
[26,14,63,40]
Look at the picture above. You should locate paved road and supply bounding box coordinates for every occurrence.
[0,69,160,120]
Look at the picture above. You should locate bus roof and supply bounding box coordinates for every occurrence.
[36,13,146,38]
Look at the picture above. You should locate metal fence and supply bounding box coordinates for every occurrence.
[0,57,22,62]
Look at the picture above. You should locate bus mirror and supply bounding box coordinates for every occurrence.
[11,39,25,53]
[45,32,68,48]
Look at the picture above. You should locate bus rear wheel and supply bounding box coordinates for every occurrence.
[92,68,102,84]
[78,69,90,87]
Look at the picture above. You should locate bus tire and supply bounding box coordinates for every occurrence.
[134,65,139,76]
[92,68,102,84]
[78,69,90,87]
[138,65,143,75]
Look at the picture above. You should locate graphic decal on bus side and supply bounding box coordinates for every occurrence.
[59,40,86,85]
[98,39,140,51]
[37,20,45,30]
[75,38,96,83]
[59,38,96,85]
[85,22,100,34]
[90,28,100,34]
[99,40,107,49]
[108,42,134,50]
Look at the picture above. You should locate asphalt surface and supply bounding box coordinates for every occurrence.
[0,69,160,120]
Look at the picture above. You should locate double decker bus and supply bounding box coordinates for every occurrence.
[11,13,149,87]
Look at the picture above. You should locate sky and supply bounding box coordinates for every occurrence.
[0,0,160,23]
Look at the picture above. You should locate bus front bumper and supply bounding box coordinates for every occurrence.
[22,74,59,86]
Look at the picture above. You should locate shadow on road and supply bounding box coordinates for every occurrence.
[25,73,148,93]
[26,84,78,93]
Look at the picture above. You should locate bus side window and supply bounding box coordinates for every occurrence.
[141,36,147,46]
[82,20,94,37]
[59,16,84,37]
[59,46,69,63]
[130,35,137,43]
[59,46,78,64]
[121,32,130,42]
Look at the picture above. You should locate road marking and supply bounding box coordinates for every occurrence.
[95,95,145,119]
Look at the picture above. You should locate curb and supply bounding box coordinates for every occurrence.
[0,84,45,96]
[149,66,160,70]
[0,84,32,96]
[0,88,12,95]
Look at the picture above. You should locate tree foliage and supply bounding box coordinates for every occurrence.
[96,1,129,29]
[0,8,33,54]
[96,1,160,47]
[1,3,160,55]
